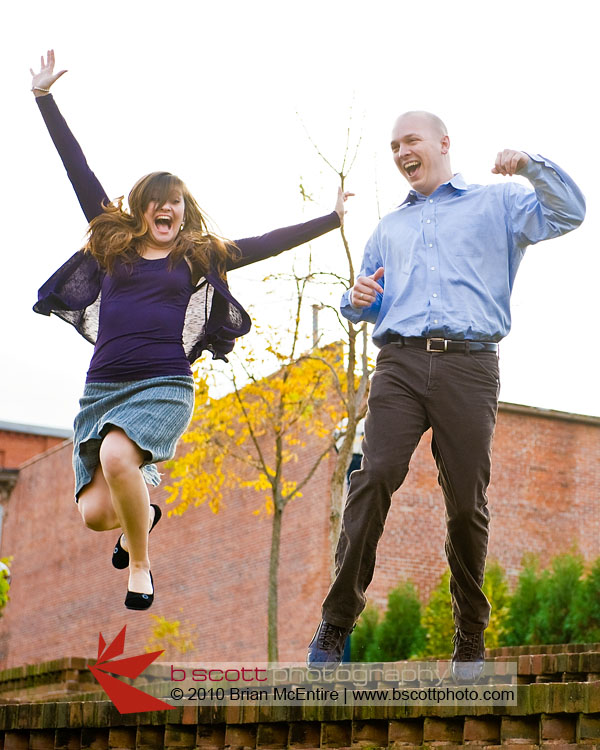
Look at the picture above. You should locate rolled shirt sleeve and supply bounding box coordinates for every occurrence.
[340,157,585,346]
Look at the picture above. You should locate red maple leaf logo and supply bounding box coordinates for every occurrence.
[89,625,175,714]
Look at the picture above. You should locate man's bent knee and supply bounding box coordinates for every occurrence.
[353,457,409,494]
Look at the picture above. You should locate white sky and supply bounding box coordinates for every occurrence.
[1,0,598,430]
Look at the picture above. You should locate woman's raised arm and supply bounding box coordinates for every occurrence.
[31,50,109,222]
[228,188,353,270]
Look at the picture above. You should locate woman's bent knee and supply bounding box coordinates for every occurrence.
[78,492,117,531]
[100,429,144,483]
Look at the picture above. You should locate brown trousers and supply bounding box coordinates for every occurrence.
[322,343,500,633]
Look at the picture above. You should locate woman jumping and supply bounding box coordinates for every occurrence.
[31,51,350,611]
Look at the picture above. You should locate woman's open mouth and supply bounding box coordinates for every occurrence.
[154,215,173,234]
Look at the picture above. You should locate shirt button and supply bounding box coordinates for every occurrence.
[432,293,438,298]
[428,243,433,247]
[430,266,436,270]
[434,319,438,324]
[429,199,434,203]
[426,219,431,224]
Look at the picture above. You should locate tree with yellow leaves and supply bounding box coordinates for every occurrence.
[166,117,374,660]
[165,274,346,661]
[0,557,11,615]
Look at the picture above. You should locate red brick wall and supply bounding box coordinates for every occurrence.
[0,403,598,669]
[0,437,333,669]
[0,430,67,469]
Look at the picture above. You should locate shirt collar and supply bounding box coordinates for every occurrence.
[399,173,468,206]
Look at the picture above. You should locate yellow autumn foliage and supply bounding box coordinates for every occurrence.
[165,340,346,516]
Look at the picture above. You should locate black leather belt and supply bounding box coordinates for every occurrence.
[386,334,498,353]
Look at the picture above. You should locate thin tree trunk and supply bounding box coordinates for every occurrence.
[267,500,283,662]
[329,424,357,580]
[328,323,370,581]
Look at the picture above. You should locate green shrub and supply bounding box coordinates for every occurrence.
[482,560,510,649]
[532,553,583,644]
[350,604,380,662]
[502,552,590,647]
[568,557,600,642]
[418,570,454,658]
[418,561,510,657]
[366,582,425,661]
[351,551,600,661]
[502,555,541,646]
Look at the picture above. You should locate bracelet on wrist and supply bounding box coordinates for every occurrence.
[31,86,50,93]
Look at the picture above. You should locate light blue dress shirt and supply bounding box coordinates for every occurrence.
[341,155,586,345]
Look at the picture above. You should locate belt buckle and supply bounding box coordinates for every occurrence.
[426,337,447,352]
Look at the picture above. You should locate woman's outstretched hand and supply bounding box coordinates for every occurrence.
[30,49,67,97]
[335,187,355,225]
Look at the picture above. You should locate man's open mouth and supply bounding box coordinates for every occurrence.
[404,160,421,177]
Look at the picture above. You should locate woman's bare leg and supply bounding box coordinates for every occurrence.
[98,428,153,595]
[78,464,120,530]
[78,464,156,541]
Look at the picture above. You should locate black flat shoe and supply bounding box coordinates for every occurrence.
[112,504,162,569]
[125,571,154,610]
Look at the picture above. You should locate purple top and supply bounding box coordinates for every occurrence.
[34,94,341,378]
[87,256,194,382]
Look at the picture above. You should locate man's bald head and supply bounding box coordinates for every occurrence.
[393,111,448,139]
[390,111,453,196]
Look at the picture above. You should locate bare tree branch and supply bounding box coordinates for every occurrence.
[230,372,272,481]
[283,441,334,505]
[296,112,340,176]
[301,356,348,409]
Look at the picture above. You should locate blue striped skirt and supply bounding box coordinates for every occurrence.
[72,375,195,499]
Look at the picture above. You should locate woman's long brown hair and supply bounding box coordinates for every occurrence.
[84,172,237,280]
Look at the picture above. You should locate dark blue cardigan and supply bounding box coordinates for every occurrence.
[34,94,340,362]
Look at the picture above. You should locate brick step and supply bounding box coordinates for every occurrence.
[489,652,600,685]
[1,688,600,749]
[0,658,97,704]
[487,644,600,658]
[483,643,600,685]
[2,651,600,705]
